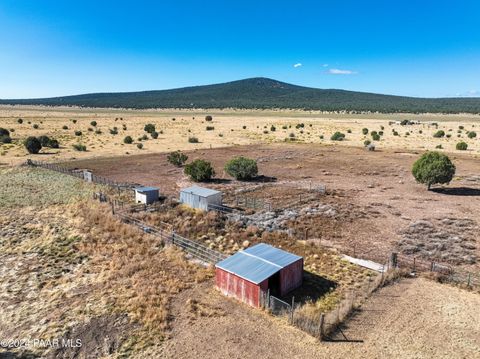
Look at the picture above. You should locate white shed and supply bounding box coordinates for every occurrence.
[179,186,222,211]
[134,186,160,205]
[83,170,93,182]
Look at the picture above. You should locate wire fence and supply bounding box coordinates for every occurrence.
[27,159,136,190]
[235,195,272,211]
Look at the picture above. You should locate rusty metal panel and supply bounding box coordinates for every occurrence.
[215,268,261,307]
[280,258,303,296]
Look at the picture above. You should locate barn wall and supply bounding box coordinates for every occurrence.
[215,268,261,307]
[279,258,303,296]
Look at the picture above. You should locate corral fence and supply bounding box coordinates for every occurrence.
[207,203,236,214]
[113,204,227,265]
[27,159,136,191]
[260,290,295,321]
[235,195,272,211]
[292,269,388,341]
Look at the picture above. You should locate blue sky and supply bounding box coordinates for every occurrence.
[0,0,479,98]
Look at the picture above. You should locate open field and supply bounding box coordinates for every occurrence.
[63,143,480,272]
[1,106,480,166]
[1,107,479,358]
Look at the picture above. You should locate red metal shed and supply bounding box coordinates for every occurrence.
[215,243,303,307]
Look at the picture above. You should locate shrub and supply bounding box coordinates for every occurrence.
[123,136,133,144]
[347,129,352,133]
[184,159,215,181]
[263,130,269,134]
[206,126,215,131]
[270,125,276,132]
[319,135,324,139]
[110,128,118,135]
[364,139,371,147]
[95,129,102,134]
[33,124,39,129]
[456,141,468,151]
[362,128,369,135]
[17,118,23,124]
[459,125,464,130]
[151,131,159,139]
[167,150,188,167]
[141,134,148,140]
[224,156,258,180]
[393,130,399,136]
[137,143,143,149]
[468,131,477,139]
[372,133,381,141]
[62,125,68,130]
[412,151,455,190]
[371,131,378,137]
[0,128,10,137]
[74,130,82,136]
[205,115,213,122]
[144,124,156,133]
[88,127,94,132]
[433,130,445,138]
[446,134,451,138]
[38,135,52,147]
[331,132,345,141]
[282,125,288,130]
[289,132,295,138]
[435,144,443,149]
[71,119,77,124]
[0,135,12,144]
[90,121,97,127]
[243,125,247,129]
[72,144,87,151]
[295,123,304,129]
[188,136,199,143]
[24,136,42,154]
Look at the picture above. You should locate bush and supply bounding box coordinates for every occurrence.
[72,144,87,151]
[371,131,378,137]
[144,123,156,133]
[289,132,295,138]
[331,132,345,141]
[24,136,42,154]
[74,130,82,136]
[364,139,371,147]
[456,141,468,150]
[412,151,455,190]
[242,125,247,129]
[205,115,213,122]
[188,136,199,143]
[151,131,159,139]
[141,134,148,140]
[282,125,288,130]
[270,125,276,132]
[347,129,352,133]
[468,131,477,139]
[71,119,77,124]
[435,144,443,149]
[137,143,143,149]
[90,121,97,127]
[362,128,369,135]
[62,125,69,130]
[459,125,464,130]
[95,129,102,135]
[38,135,53,147]
[184,159,215,182]
[224,156,258,180]
[372,133,381,141]
[0,128,10,137]
[110,128,118,135]
[33,124,39,129]
[17,119,23,124]
[0,135,12,144]
[167,150,188,167]
[124,136,133,144]
[433,130,445,138]
[206,126,215,131]
[295,123,304,129]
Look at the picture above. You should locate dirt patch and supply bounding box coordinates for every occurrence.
[51,314,137,359]
[398,218,478,264]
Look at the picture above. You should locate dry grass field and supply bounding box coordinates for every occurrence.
[1,105,480,166]
[1,106,479,358]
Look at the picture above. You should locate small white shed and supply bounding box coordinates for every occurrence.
[134,186,160,205]
[83,170,93,182]
[179,186,222,211]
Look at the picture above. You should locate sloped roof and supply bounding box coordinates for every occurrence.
[180,185,221,197]
[135,186,159,193]
[215,243,302,284]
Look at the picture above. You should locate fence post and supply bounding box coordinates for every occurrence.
[319,313,325,339]
[390,252,398,269]
[413,257,416,273]
[111,202,115,215]
[467,273,471,287]
[290,296,295,324]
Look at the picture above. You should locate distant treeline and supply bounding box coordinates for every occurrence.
[2,77,480,114]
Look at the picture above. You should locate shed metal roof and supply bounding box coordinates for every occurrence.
[135,186,159,193]
[215,243,302,284]
[180,185,221,198]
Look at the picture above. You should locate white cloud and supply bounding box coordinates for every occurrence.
[322,64,329,67]
[328,68,357,75]
[293,63,302,68]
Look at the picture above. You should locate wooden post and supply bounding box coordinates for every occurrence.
[290,296,295,324]
[111,202,115,215]
[319,313,325,339]
[390,252,398,269]
[467,273,471,287]
[413,257,416,272]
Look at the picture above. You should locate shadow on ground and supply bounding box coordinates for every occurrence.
[432,187,480,196]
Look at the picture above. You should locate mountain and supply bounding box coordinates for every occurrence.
[1,77,480,113]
